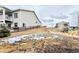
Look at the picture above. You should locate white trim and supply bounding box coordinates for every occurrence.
[2,9,5,23]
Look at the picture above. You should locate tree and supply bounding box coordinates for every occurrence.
[0,23,10,38]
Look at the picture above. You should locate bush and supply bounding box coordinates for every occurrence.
[0,26,10,38]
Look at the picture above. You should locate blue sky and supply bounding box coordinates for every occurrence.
[4,5,79,19]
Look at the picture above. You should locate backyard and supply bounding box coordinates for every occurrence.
[0,27,79,53]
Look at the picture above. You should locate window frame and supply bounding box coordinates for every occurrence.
[23,23,25,27]
[14,23,18,27]
[14,13,18,18]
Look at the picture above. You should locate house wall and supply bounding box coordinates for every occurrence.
[11,11,21,27]
[11,10,41,28]
[20,11,41,28]
[0,7,5,22]
[52,18,68,27]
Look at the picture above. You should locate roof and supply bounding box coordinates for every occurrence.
[0,6,35,13]
[12,9,34,12]
[0,6,12,11]
[0,6,41,24]
[0,6,34,12]
[33,11,41,24]
[0,6,12,13]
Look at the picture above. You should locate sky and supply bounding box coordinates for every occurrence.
[3,5,79,27]
[4,5,79,19]
[3,5,79,19]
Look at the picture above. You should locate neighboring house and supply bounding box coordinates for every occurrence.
[55,21,69,28]
[0,6,41,31]
[55,21,69,32]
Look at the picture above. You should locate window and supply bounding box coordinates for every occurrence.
[14,13,18,18]
[8,24,11,28]
[23,23,25,27]
[14,23,18,27]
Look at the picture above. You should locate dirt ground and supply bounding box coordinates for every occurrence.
[11,27,49,36]
[0,27,79,39]
[48,28,79,39]
[1,38,79,53]
[0,27,79,53]
[0,27,50,39]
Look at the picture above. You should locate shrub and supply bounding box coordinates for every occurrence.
[0,25,10,38]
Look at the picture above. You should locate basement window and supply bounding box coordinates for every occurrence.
[23,23,25,27]
[14,23,18,27]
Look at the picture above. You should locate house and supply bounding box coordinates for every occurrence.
[0,6,41,31]
[55,21,69,32]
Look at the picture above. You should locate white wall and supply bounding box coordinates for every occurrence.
[52,18,68,27]
[0,7,5,22]
[11,10,41,28]
[20,11,41,27]
[11,11,21,27]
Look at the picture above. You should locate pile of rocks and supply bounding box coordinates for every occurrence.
[0,32,68,45]
[51,33,64,40]
[0,32,49,45]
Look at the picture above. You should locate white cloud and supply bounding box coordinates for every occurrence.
[4,5,79,19]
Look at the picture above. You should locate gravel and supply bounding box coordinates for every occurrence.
[0,33,49,44]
